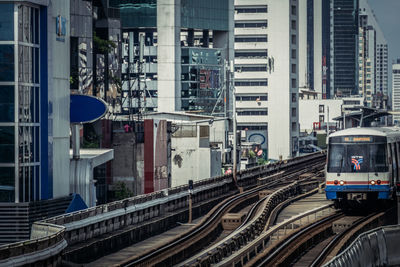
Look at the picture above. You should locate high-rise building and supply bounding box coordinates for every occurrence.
[234,0,300,159]
[300,0,331,98]
[110,0,234,116]
[358,0,388,107]
[330,0,359,97]
[392,60,400,124]
[301,0,388,104]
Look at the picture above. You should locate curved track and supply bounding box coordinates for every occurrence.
[117,158,325,266]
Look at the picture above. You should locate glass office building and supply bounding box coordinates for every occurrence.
[0,3,45,203]
[330,0,359,96]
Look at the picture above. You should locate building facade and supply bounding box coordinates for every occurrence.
[0,0,71,243]
[358,0,388,107]
[302,0,388,104]
[330,0,359,97]
[392,60,400,124]
[0,0,70,204]
[111,0,234,116]
[234,0,300,159]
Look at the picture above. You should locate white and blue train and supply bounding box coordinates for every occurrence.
[326,127,400,208]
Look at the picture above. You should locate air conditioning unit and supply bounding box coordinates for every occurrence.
[241,130,247,141]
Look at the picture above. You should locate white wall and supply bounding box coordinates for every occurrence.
[392,63,400,123]
[267,0,299,160]
[298,0,307,88]
[50,0,71,198]
[313,0,322,94]
[299,99,342,132]
[171,137,211,187]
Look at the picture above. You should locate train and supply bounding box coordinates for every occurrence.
[325,126,400,208]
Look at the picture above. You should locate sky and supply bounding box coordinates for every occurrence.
[367,0,400,89]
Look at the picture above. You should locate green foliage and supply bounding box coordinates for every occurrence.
[82,139,99,148]
[114,182,133,200]
[248,150,256,158]
[257,158,267,165]
[94,32,116,54]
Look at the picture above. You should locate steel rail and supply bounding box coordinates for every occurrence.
[124,161,325,266]
[254,212,343,267]
[310,211,385,267]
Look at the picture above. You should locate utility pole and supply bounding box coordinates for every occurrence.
[137,33,145,120]
[128,31,134,123]
[327,106,330,136]
[230,60,238,189]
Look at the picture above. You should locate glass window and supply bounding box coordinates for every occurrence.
[292,78,297,88]
[0,45,15,82]
[370,144,387,172]
[291,34,296,45]
[291,5,296,15]
[327,144,345,173]
[291,93,297,102]
[0,4,14,41]
[0,86,14,122]
[347,145,369,173]
[0,167,14,187]
[328,143,381,173]
[0,126,15,163]
[291,20,296,30]
[0,189,15,202]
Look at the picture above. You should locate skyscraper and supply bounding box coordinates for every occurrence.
[302,0,388,104]
[234,0,300,159]
[330,0,359,97]
[392,60,400,124]
[358,0,388,107]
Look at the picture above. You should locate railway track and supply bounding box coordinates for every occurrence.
[116,156,325,266]
[249,209,391,267]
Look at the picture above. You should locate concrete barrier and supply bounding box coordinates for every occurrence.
[0,222,67,266]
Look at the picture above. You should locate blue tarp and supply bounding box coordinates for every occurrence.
[65,193,88,213]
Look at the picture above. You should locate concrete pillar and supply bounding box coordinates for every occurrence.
[157,0,181,112]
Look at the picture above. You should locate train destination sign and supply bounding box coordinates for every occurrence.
[343,136,372,142]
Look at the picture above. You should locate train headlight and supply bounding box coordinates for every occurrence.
[376,180,381,185]
[334,180,339,185]
[339,180,345,185]
[370,180,375,185]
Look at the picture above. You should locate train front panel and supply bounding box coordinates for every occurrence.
[325,135,392,202]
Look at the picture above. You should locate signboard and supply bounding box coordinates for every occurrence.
[70,94,107,124]
[56,15,66,42]
[199,69,220,89]
[343,136,372,142]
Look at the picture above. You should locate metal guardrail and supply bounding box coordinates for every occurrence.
[323,224,400,267]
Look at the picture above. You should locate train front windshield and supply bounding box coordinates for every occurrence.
[327,143,387,173]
